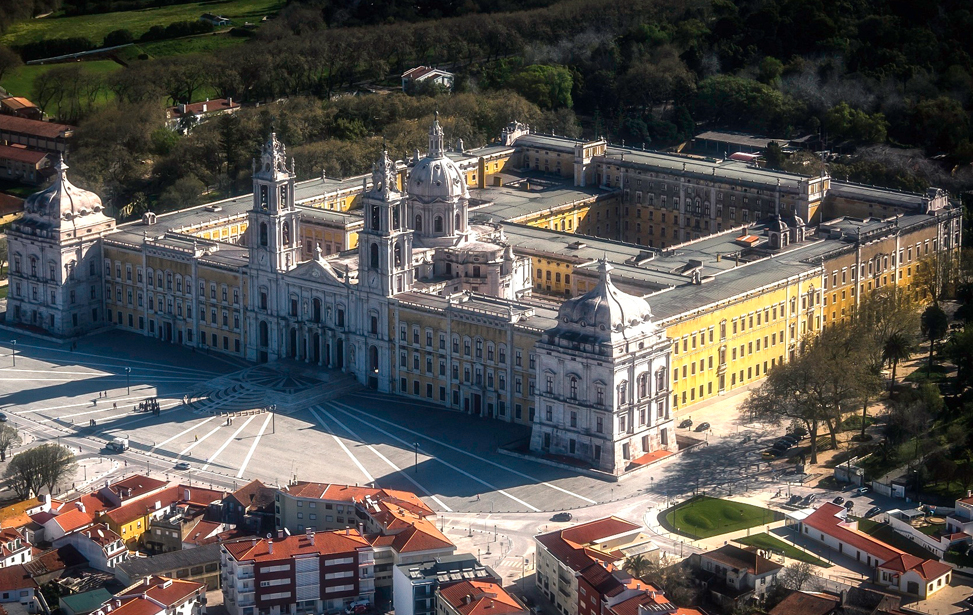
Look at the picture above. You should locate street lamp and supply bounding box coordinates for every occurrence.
[125,367,131,394]
[11,340,16,367]
[270,404,277,434]
[413,442,420,474]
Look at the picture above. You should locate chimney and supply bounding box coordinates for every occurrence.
[144,577,151,587]
[228,97,233,107]
[185,489,191,501]
[267,540,273,554]
[277,529,284,539]
[308,532,315,545]
[201,103,208,113]
[178,103,186,114]
[76,501,86,513]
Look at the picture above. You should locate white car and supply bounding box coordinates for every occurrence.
[174,461,191,470]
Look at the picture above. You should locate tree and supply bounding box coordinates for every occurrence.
[780,562,817,591]
[921,304,948,370]
[623,554,650,581]
[35,444,76,495]
[3,448,43,500]
[508,65,573,110]
[914,253,954,306]
[882,332,915,391]
[764,141,785,169]
[946,326,973,392]
[0,45,22,84]
[0,424,20,461]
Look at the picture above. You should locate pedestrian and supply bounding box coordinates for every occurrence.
[195,434,198,442]
[476,494,480,501]
[113,402,117,409]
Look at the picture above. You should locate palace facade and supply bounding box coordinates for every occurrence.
[5,120,963,475]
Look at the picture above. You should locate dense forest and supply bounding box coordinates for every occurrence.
[3,0,973,220]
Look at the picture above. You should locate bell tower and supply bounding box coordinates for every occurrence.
[249,133,300,272]
[359,149,412,296]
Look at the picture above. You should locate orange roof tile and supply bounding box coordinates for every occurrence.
[802,504,902,563]
[51,508,94,533]
[0,115,73,139]
[878,554,952,581]
[224,529,370,563]
[438,581,526,615]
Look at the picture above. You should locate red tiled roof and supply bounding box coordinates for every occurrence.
[51,508,94,533]
[605,587,670,615]
[1,97,38,111]
[878,554,951,581]
[0,564,37,592]
[105,475,167,500]
[768,591,840,615]
[101,597,160,615]
[438,580,526,615]
[104,485,223,525]
[702,544,783,576]
[0,144,47,164]
[122,577,205,607]
[802,503,902,563]
[185,520,223,546]
[0,193,23,216]
[76,524,123,549]
[403,66,435,79]
[536,517,641,572]
[223,529,369,563]
[387,522,454,553]
[23,545,86,576]
[227,479,275,512]
[0,115,73,139]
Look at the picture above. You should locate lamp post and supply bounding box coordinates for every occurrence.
[11,340,16,367]
[413,442,419,474]
[125,367,131,394]
[270,404,277,434]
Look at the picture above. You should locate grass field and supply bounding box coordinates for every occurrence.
[664,496,782,539]
[1,0,280,47]
[857,518,939,559]
[1,59,123,98]
[117,33,246,60]
[736,533,832,567]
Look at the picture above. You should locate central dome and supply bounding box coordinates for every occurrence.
[23,158,104,223]
[556,260,654,339]
[407,115,469,203]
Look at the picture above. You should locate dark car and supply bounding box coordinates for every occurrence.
[802,494,816,504]
[679,419,693,428]
[832,496,845,505]
[0,412,7,422]
[844,501,855,511]
[788,495,802,505]
[694,422,711,432]
[779,435,799,445]
[774,440,793,450]
[551,512,573,522]
[789,427,808,439]
[865,506,883,519]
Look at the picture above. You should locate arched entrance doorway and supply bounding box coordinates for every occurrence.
[336,338,344,369]
[312,333,321,363]
[368,345,379,389]
[258,321,269,363]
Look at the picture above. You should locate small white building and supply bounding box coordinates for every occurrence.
[91,577,206,615]
[401,67,454,92]
[876,554,952,598]
[54,523,128,573]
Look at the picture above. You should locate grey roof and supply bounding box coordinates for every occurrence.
[693,131,785,149]
[114,543,222,579]
[396,553,499,584]
[828,180,932,208]
[469,174,606,223]
[515,133,590,153]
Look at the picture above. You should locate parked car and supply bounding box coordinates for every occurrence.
[802,494,816,504]
[865,506,883,518]
[844,501,855,511]
[774,440,794,450]
[174,461,191,470]
[679,419,693,428]
[0,412,7,422]
[832,496,845,505]
[694,422,711,432]
[855,486,870,495]
[789,426,808,439]
[779,435,799,445]
[551,512,573,522]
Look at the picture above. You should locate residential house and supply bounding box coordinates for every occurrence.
[60,589,113,615]
[401,67,454,92]
[114,543,222,591]
[38,505,94,542]
[876,554,952,599]
[97,475,168,508]
[0,495,57,545]
[53,524,127,573]
[165,99,240,132]
[436,580,527,615]
[91,577,206,615]
[694,544,783,610]
[392,554,501,615]
[0,564,37,609]
[601,585,703,615]
[102,485,225,548]
[534,517,661,615]
[274,483,456,594]
[800,503,952,598]
[223,480,275,534]
[0,528,31,568]
[221,529,376,615]
[767,590,840,615]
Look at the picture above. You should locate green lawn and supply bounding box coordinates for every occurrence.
[664,496,782,539]
[736,533,832,567]
[1,60,123,98]
[1,0,280,47]
[120,33,246,60]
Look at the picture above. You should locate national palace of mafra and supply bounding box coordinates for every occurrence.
[4,118,963,476]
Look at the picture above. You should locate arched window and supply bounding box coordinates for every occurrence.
[392,205,399,229]
[313,298,322,323]
[394,243,402,267]
[656,369,667,393]
[259,223,268,247]
[415,215,422,232]
[617,381,627,406]
[455,213,461,231]
[638,373,648,398]
[371,205,380,230]
[434,216,443,233]
[282,222,290,245]
[370,243,379,269]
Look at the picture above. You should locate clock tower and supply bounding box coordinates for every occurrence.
[358,149,413,296]
[249,133,300,273]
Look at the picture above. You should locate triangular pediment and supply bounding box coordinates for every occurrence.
[285,257,345,285]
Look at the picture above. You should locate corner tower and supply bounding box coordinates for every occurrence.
[529,260,674,475]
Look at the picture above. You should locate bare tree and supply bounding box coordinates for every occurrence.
[780,562,818,591]
[36,444,76,496]
[3,447,43,500]
[0,424,21,461]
